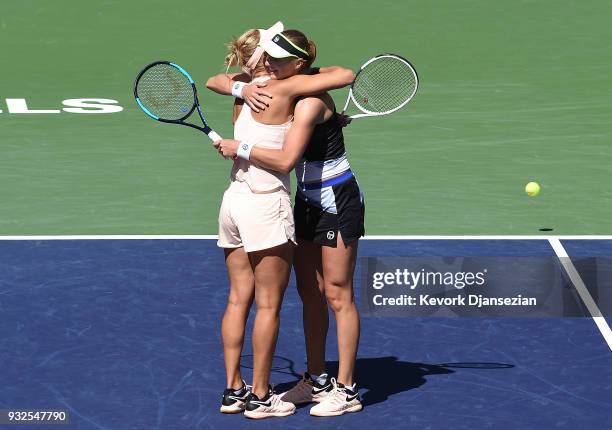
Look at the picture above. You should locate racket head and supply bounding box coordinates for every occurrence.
[349,53,418,117]
[134,61,197,122]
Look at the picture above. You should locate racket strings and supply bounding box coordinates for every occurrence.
[136,64,195,121]
[352,57,417,114]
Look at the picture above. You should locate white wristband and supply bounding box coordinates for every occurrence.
[231,81,246,99]
[236,140,254,160]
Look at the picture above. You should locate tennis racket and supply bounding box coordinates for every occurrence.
[134,61,222,141]
[342,53,418,119]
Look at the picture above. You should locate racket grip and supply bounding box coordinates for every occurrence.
[208,130,222,142]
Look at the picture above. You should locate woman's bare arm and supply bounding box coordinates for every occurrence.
[279,66,356,98]
[206,72,272,112]
[205,72,249,95]
[217,98,324,173]
[207,66,354,111]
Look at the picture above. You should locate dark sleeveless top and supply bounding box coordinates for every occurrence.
[301,112,346,162]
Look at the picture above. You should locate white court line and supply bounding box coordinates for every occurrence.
[0,235,218,240]
[548,238,612,352]
[364,235,612,240]
[0,235,611,240]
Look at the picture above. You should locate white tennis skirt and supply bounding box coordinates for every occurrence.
[217,180,296,253]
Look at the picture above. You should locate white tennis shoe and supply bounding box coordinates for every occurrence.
[244,386,296,419]
[219,380,251,413]
[310,378,363,417]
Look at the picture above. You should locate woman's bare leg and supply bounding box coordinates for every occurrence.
[221,247,255,389]
[249,242,294,398]
[294,238,328,375]
[322,233,360,386]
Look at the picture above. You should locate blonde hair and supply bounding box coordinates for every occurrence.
[224,29,265,75]
[281,29,317,70]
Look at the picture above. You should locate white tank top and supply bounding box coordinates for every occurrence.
[230,77,292,193]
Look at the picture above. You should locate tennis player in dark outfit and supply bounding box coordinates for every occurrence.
[293,109,365,248]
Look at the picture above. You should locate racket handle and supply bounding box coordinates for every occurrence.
[208,130,222,142]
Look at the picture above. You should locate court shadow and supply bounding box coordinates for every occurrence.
[275,356,455,407]
[271,357,515,407]
[347,357,455,406]
[436,362,515,369]
[241,354,302,379]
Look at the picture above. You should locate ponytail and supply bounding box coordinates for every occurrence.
[224,29,262,74]
[281,29,317,70]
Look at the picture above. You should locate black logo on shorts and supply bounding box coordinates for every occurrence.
[242,144,248,150]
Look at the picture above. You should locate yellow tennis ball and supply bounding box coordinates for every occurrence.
[525,182,541,197]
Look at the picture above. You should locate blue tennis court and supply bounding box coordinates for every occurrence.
[1,237,610,429]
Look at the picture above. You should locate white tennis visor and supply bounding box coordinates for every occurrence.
[245,21,284,70]
[260,33,309,60]
[258,21,284,44]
